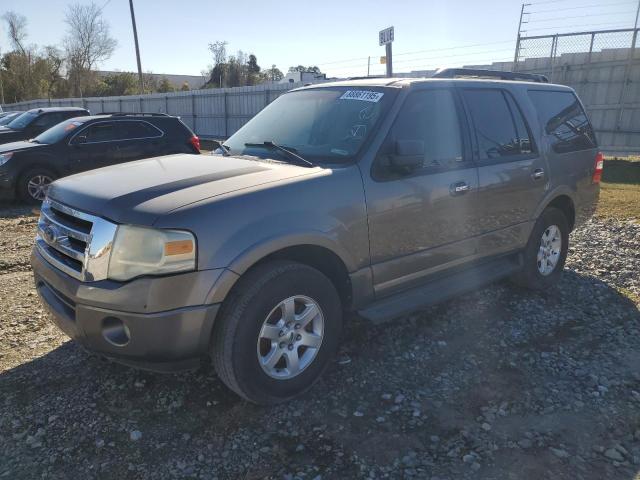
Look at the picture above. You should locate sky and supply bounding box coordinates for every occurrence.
[0,0,638,79]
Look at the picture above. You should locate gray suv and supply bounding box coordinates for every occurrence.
[31,72,601,404]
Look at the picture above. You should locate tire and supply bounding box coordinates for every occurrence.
[212,260,342,405]
[17,168,56,204]
[511,207,569,290]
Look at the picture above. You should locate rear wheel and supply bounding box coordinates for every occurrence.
[18,168,56,204]
[212,260,342,405]
[512,207,569,290]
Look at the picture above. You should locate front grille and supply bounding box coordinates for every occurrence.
[35,198,118,282]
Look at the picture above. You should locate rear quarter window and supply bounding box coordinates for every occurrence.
[528,90,597,154]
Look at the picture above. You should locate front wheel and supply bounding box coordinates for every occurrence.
[511,207,569,290]
[211,260,342,404]
[18,168,56,204]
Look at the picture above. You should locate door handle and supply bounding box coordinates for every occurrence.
[450,181,470,196]
[531,168,545,180]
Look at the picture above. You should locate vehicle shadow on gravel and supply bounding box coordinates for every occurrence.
[1,270,639,479]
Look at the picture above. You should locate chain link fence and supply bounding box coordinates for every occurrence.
[514,28,639,155]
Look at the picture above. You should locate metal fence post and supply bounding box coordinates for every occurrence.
[223,91,228,138]
[616,27,639,130]
[549,34,558,82]
[191,92,197,136]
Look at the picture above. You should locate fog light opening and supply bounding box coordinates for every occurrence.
[102,317,131,347]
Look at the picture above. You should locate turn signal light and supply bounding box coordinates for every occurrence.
[164,240,194,256]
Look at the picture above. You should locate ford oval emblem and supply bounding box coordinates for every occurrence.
[42,225,58,244]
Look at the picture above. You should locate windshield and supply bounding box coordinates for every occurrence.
[7,111,38,130]
[223,87,398,163]
[0,113,20,126]
[34,119,86,144]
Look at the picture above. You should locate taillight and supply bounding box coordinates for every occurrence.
[189,135,200,152]
[592,151,604,184]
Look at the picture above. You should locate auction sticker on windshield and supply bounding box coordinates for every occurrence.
[340,90,384,102]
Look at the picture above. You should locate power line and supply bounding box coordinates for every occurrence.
[315,39,514,67]
[522,21,635,32]
[527,2,635,14]
[525,10,637,23]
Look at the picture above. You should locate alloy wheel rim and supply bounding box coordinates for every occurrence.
[256,295,324,380]
[537,224,562,276]
[27,175,52,201]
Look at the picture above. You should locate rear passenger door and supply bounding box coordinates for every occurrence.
[363,87,480,297]
[115,120,164,163]
[461,87,547,256]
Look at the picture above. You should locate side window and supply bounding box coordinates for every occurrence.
[117,121,162,140]
[528,90,596,154]
[32,113,64,129]
[374,89,464,179]
[462,89,533,160]
[80,123,117,143]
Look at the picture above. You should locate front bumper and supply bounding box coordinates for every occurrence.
[31,248,222,372]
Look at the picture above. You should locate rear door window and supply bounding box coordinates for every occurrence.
[462,89,534,160]
[82,123,118,143]
[528,90,596,153]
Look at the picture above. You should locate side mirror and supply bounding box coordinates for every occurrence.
[389,139,424,173]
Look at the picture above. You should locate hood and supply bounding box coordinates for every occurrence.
[0,140,43,154]
[48,153,322,225]
[0,128,23,143]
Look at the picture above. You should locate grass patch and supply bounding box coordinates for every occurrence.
[595,159,640,221]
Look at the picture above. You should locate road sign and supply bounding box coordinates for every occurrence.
[379,26,394,46]
[380,56,386,64]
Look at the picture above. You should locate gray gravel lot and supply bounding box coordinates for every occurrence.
[0,205,639,480]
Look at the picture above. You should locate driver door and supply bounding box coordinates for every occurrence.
[362,87,481,297]
[68,122,121,172]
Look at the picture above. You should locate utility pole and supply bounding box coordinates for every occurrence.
[513,3,530,72]
[129,0,144,95]
[367,56,370,77]
[0,47,4,105]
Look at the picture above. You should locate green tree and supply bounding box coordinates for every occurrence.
[180,81,190,91]
[157,77,175,93]
[98,72,137,96]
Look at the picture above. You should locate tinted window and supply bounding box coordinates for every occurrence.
[528,90,596,153]
[374,89,464,178]
[117,121,162,140]
[463,89,533,160]
[81,123,117,143]
[32,113,66,129]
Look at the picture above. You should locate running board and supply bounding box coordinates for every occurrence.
[358,254,522,324]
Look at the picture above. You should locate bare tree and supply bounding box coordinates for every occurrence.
[208,41,228,68]
[64,2,117,95]
[2,11,28,56]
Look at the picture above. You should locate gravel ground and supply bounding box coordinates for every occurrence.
[0,205,639,480]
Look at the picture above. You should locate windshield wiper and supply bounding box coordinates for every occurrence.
[244,141,315,167]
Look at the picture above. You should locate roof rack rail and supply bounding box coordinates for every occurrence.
[98,112,171,117]
[347,75,388,80]
[432,68,549,83]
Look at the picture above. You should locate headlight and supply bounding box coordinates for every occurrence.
[108,225,196,281]
[0,152,13,167]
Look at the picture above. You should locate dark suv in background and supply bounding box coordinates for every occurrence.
[0,107,90,144]
[0,112,200,203]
